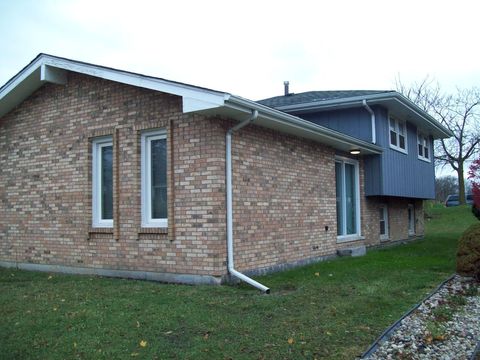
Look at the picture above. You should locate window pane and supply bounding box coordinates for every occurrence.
[101,145,113,220]
[335,162,343,236]
[150,138,167,219]
[398,122,405,135]
[424,146,429,159]
[345,163,356,234]
[390,131,397,146]
[380,220,386,235]
[418,144,423,157]
[389,119,395,130]
[399,135,405,149]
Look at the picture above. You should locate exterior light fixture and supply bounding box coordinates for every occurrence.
[350,149,361,155]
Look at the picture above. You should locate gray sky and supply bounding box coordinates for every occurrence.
[1,0,478,180]
[1,0,479,100]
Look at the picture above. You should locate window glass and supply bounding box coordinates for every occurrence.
[335,162,343,236]
[345,163,356,234]
[389,118,407,152]
[150,138,168,219]
[335,159,359,237]
[92,137,113,228]
[101,145,113,220]
[141,130,168,228]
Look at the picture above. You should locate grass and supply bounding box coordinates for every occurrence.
[0,205,477,359]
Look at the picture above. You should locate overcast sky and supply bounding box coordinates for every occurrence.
[1,0,479,101]
[1,0,478,179]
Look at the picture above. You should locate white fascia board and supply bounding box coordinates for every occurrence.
[226,96,382,155]
[41,56,227,105]
[0,54,228,118]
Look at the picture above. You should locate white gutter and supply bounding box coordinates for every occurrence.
[226,109,270,293]
[362,99,376,144]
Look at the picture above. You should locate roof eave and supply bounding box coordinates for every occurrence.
[223,95,383,155]
[272,92,452,139]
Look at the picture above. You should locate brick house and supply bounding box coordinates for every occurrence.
[0,54,451,291]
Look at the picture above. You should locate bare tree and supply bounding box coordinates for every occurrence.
[435,175,457,203]
[396,77,480,204]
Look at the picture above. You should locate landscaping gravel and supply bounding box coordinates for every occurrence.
[363,275,480,360]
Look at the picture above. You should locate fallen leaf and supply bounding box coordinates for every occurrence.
[139,340,147,348]
[326,331,332,336]
[131,353,139,357]
[74,342,77,348]
[48,276,53,280]
[287,338,294,345]
[164,331,173,335]
[314,272,320,277]
[136,321,140,328]
[203,332,209,340]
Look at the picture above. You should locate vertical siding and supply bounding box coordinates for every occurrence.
[301,108,373,143]
[381,122,435,199]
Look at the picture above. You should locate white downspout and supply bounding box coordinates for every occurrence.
[363,99,376,144]
[226,109,270,293]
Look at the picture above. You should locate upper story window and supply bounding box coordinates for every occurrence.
[335,157,361,240]
[417,132,431,162]
[141,129,168,228]
[389,117,407,153]
[92,136,113,228]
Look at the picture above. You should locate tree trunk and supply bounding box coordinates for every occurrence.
[458,162,466,205]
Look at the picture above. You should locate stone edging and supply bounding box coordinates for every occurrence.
[359,274,456,359]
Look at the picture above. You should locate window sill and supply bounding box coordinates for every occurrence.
[389,145,408,155]
[380,235,390,242]
[418,156,431,163]
[138,227,168,234]
[336,235,364,243]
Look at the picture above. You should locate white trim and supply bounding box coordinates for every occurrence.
[389,117,408,154]
[141,129,168,228]
[379,205,389,241]
[92,136,113,228]
[335,156,361,241]
[417,131,431,163]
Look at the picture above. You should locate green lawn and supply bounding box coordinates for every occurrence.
[0,205,476,359]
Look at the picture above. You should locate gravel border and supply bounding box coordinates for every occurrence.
[361,275,480,360]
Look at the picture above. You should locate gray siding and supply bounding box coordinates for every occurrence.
[301,108,373,143]
[365,109,435,199]
[295,106,435,199]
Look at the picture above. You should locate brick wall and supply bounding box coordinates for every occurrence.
[0,73,227,277]
[0,72,425,281]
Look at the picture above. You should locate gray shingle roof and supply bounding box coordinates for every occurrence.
[257,90,393,108]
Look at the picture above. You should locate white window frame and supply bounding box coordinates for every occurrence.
[417,131,431,162]
[141,129,168,228]
[379,205,389,241]
[389,117,408,154]
[335,156,362,242]
[92,136,113,228]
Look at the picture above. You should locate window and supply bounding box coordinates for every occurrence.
[92,137,113,228]
[417,132,430,161]
[389,117,407,153]
[379,205,389,240]
[335,158,361,239]
[408,204,415,236]
[141,129,168,228]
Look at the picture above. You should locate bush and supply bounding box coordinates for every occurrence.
[473,205,480,221]
[456,223,480,281]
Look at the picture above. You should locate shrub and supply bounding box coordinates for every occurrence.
[456,223,480,281]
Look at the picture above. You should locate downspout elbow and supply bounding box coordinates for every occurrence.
[363,100,376,144]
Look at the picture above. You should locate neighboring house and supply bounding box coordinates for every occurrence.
[0,54,451,291]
